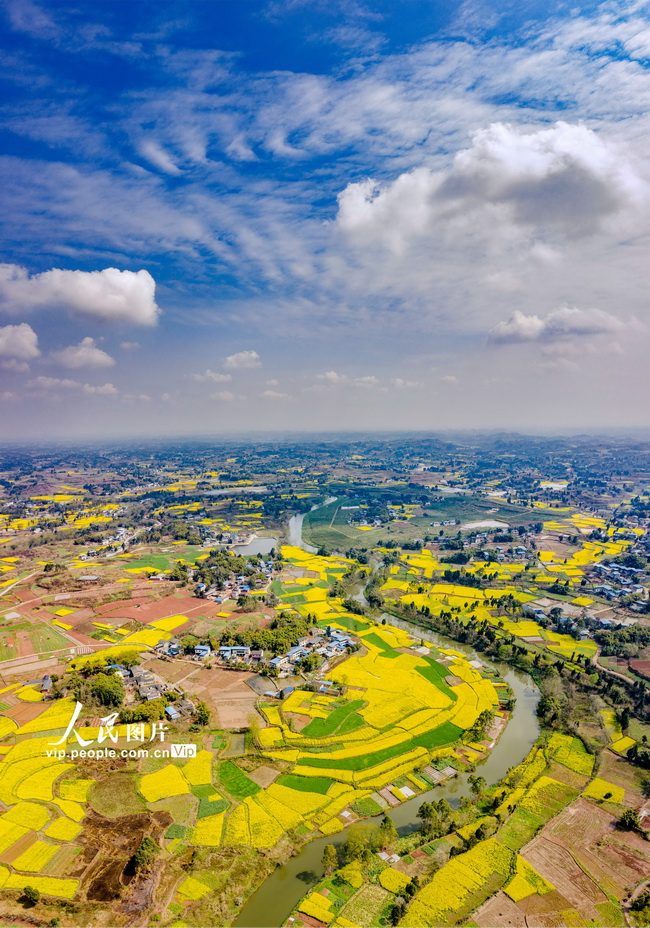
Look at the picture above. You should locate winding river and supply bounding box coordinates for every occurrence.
[232,505,540,928]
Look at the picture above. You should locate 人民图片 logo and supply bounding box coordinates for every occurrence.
[170,743,197,758]
[46,700,195,760]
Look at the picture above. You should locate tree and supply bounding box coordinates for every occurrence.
[132,836,159,870]
[341,827,366,863]
[619,808,640,831]
[195,702,210,726]
[248,712,260,743]
[377,815,397,848]
[468,774,486,798]
[23,886,40,905]
[322,844,338,875]
[417,801,435,833]
[89,672,124,707]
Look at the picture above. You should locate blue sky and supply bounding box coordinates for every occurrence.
[1,0,650,439]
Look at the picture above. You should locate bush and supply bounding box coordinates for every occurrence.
[132,836,159,870]
[23,886,40,905]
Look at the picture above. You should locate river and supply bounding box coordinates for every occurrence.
[286,497,338,553]
[233,504,540,928]
[234,630,538,928]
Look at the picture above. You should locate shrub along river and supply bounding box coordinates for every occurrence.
[233,506,540,928]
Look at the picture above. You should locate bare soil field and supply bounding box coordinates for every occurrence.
[103,593,221,623]
[599,751,645,804]
[474,891,528,927]
[2,700,48,724]
[191,666,259,728]
[248,764,280,788]
[523,836,608,920]
[523,797,650,911]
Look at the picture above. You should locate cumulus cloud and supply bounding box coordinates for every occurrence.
[52,336,115,369]
[120,341,140,350]
[316,370,347,383]
[489,305,626,344]
[190,369,233,383]
[392,378,422,390]
[0,358,29,373]
[352,375,381,389]
[83,382,118,396]
[223,349,261,369]
[27,375,118,396]
[0,265,160,325]
[337,122,646,254]
[211,390,236,401]
[0,322,40,359]
[262,389,290,399]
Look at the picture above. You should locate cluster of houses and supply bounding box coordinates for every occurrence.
[195,560,275,602]
[590,563,646,602]
[154,638,182,658]
[110,662,171,701]
[522,603,594,642]
[109,662,195,718]
[176,626,358,676]
[267,626,355,674]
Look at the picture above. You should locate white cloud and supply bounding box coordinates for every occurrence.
[316,370,347,383]
[223,349,261,369]
[83,382,118,396]
[190,369,233,383]
[211,390,237,401]
[261,389,290,399]
[0,358,29,373]
[52,336,115,369]
[337,122,646,254]
[29,376,80,391]
[489,305,626,344]
[27,375,118,396]
[0,322,40,359]
[120,341,140,350]
[440,374,458,384]
[352,375,381,389]
[122,392,152,404]
[138,140,183,175]
[392,378,422,389]
[0,265,160,325]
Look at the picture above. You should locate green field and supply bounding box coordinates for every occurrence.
[416,657,458,701]
[30,625,70,652]
[121,554,170,570]
[218,760,260,799]
[301,494,544,551]
[89,771,147,817]
[302,700,366,738]
[0,642,17,661]
[277,774,335,794]
[296,721,464,771]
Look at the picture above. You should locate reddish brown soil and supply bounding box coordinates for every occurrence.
[474,892,528,927]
